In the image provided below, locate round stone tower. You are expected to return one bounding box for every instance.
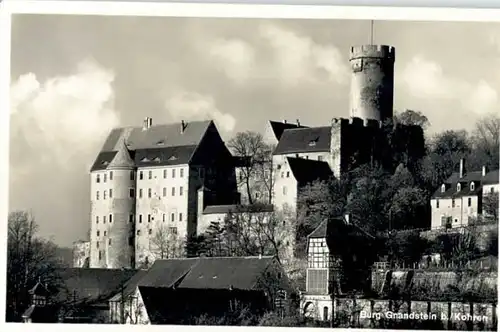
[349,45,395,122]
[106,140,136,269]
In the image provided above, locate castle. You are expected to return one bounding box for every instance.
[77,44,425,269]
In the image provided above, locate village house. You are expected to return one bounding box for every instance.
[430,159,499,229]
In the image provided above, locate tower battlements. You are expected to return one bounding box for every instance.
[332,116,383,129]
[349,45,395,61]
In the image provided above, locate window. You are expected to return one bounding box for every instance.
[163,169,167,178]
[323,307,329,321]
[441,184,446,193]
[318,156,323,161]
[97,230,100,236]
[149,229,152,235]
[99,251,102,260]
[109,214,113,223]
[172,169,176,178]
[277,164,281,170]
[470,182,475,191]
[139,171,144,180]
[180,169,184,178]
[172,187,176,196]
[109,238,112,246]
[281,172,284,178]
[103,216,107,224]
[163,214,166,222]
[129,214,134,223]
[171,213,175,222]
[129,188,135,198]
[286,171,290,178]
[137,230,141,236]
[179,213,183,221]
[148,214,151,222]
[163,187,167,197]
[104,231,107,236]
[180,187,184,196]
[491,187,495,193]
[139,189,143,198]
[282,186,287,195]
[457,183,461,192]
[170,227,178,235]
[96,242,99,249]
[109,189,113,198]
[452,198,456,208]
[103,190,107,200]
[96,174,101,183]
[130,171,135,180]
[103,173,107,183]
[95,216,99,224]
[436,199,439,208]
[109,171,113,181]
[148,188,152,198]
[148,170,152,180]
[139,215,143,223]
[96,191,100,200]
[468,197,472,207]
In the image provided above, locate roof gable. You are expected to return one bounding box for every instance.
[432,169,499,198]
[269,121,308,141]
[273,126,331,155]
[287,157,333,185]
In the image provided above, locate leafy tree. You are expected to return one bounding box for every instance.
[483,191,499,223]
[467,113,500,171]
[394,109,430,129]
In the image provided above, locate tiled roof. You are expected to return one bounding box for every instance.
[287,157,333,185]
[269,121,308,141]
[308,220,328,238]
[91,120,213,172]
[308,217,375,240]
[203,204,274,215]
[54,268,139,305]
[432,169,499,198]
[107,139,135,169]
[273,127,330,155]
[101,120,212,152]
[140,256,277,291]
[109,270,149,301]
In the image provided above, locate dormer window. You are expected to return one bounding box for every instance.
[308,140,317,147]
[457,183,461,192]
[441,184,446,193]
[156,140,165,146]
[470,182,475,191]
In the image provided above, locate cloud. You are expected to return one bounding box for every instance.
[164,91,236,133]
[209,38,256,84]
[9,59,119,244]
[259,24,349,86]
[402,56,498,117]
[207,24,349,87]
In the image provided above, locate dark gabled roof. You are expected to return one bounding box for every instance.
[203,204,274,215]
[273,126,330,155]
[90,145,198,172]
[109,270,149,300]
[287,157,333,185]
[101,120,212,152]
[432,169,499,198]
[107,139,135,169]
[269,120,308,141]
[308,220,328,238]
[140,256,277,291]
[90,120,213,172]
[54,268,139,304]
[138,259,199,288]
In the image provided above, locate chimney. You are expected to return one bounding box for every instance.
[148,117,153,128]
[482,165,487,177]
[181,120,186,134]
[296,119,300,126]
[459,158,466,178]
[142,117,149,131]
[283,119,287,124]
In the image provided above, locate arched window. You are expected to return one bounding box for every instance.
[323,306,329,321]
[441,184,446,193]
[456,183,461,192]
[470,182,475,191]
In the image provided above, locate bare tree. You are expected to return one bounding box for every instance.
[469,113,500,171]
[228,131,274,204]
[149,223,184,260]
[7,210,62,321]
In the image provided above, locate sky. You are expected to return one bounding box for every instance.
[9,14,500,247]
